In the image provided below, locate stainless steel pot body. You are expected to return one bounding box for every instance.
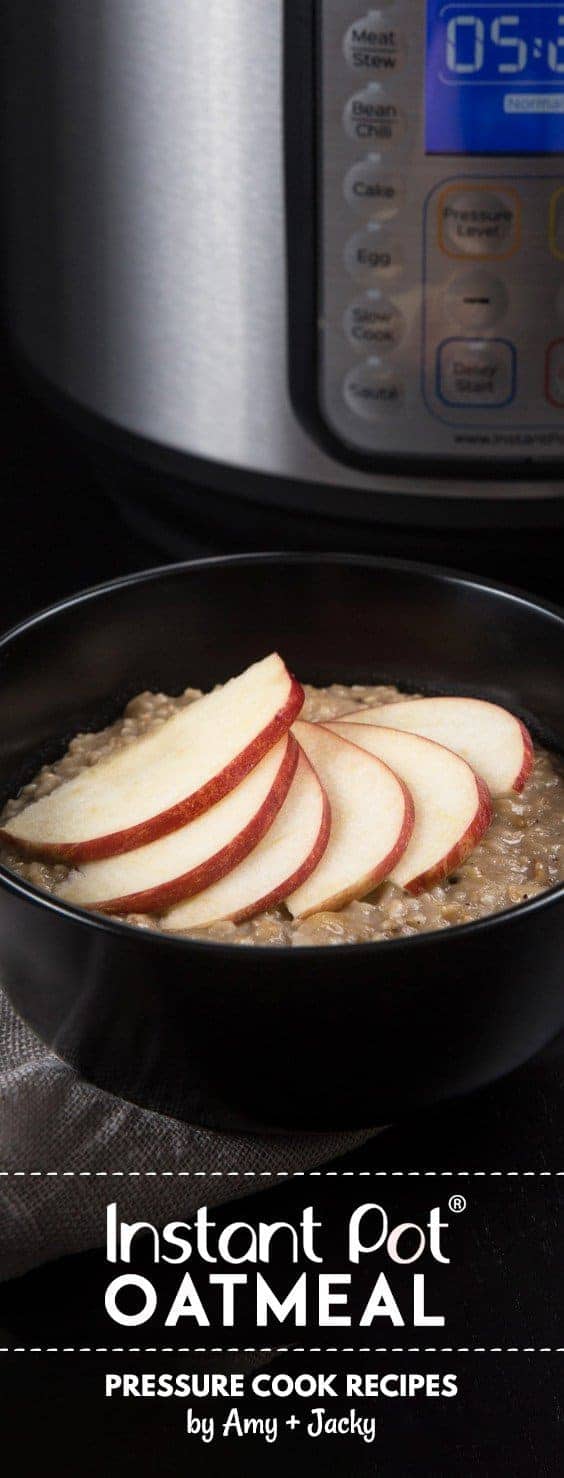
[2,1,563,514]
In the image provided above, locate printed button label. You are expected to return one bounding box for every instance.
[344,363,405,420]
[344,228,403,285]
[344,293,406,353]
[437,338,516,408]
[438,187,520,260]
[344,164,405,221]
[343,19,407,75]
[344,89,407,148]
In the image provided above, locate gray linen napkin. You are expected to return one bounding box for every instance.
[0,989,372,1281]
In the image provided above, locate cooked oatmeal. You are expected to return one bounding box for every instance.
[1,683,562,946]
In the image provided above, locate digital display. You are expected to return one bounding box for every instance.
[426,2,564,153]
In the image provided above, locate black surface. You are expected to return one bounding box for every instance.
[1,347,564,1473]
[0,555,563,1132]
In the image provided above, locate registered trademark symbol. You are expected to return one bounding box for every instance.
[449,1194,467,1214]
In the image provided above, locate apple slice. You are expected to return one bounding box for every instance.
[1,653,304,863]
[284,720,414,919]
[55,734,298,915]
[162,745,330,931]
[339,696,533,797]
[327,721,492,894]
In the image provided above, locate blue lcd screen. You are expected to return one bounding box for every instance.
[426,2,564,152]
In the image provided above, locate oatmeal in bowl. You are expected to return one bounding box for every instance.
[1,656,562,948]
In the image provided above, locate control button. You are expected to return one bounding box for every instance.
[344,362,405,421]
[438,187,520,259]
[437,339,516,408]
[344,293,406,353]
[344,227,403,284]
[545,340,564,406]
[344,162,405,220]
[444,270,509,331]
[549,187,564,261]
[343,16,407,75]
[344,88,407,148]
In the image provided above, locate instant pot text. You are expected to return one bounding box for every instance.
[104,1200,465,1333]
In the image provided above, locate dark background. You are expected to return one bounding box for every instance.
[1,340,563,1475]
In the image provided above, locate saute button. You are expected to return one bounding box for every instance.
[444,270,509,331]
[344,363,405,420]
[437,339,516,407]
[344,293,406,352]
[439,188,520,258]
[343,17,407,75]
[344,88,407,148]
[545,340,564,406]
[345,227,403,284]
[344,162,405,220]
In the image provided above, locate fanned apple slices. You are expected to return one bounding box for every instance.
[341,696,533,797]
[163,746,330,931]
[1,653,303,863]
[327,722,492,895]
[57,735,298,915]
[285,721,414,920]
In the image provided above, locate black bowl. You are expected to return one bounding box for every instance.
[0,554,562,1132]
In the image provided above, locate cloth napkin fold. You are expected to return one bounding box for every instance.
[0,988,372,1281]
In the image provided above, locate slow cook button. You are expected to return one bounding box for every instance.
[437,338,516,408]
[439,187,520,258]
[344,88,407,148]
[344,293,406,352]
[343,17,407,75]
[344,227,403,284]
[344,363,405,420]
[344,162,405,220]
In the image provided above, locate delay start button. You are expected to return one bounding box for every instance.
[344,88,407,148]
[343,17,407,74]
[437,338,516,408]
[344,362,405,421]
[438,187,520,259]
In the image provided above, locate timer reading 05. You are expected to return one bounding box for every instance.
[444,9,564,79]
[426,1,564,152]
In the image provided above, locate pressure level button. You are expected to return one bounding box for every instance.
[344,16,407,75]
[344,293,406,353]
[344,88,407,148]
[344,362,405,421]
[438,187,520,259]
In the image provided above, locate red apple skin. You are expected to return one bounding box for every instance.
[301,758,415,916]
[513,721,534,794]
[90,734,300,916]
[229,767,332,925]
[405,775,493,896]
[2,674,304,865]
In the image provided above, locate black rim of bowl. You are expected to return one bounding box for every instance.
[0,549,562,959]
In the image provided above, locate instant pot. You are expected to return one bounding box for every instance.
[2,1,564,568]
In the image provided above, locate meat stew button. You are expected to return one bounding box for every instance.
[437,339,516,408]
[343,18,407,75]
